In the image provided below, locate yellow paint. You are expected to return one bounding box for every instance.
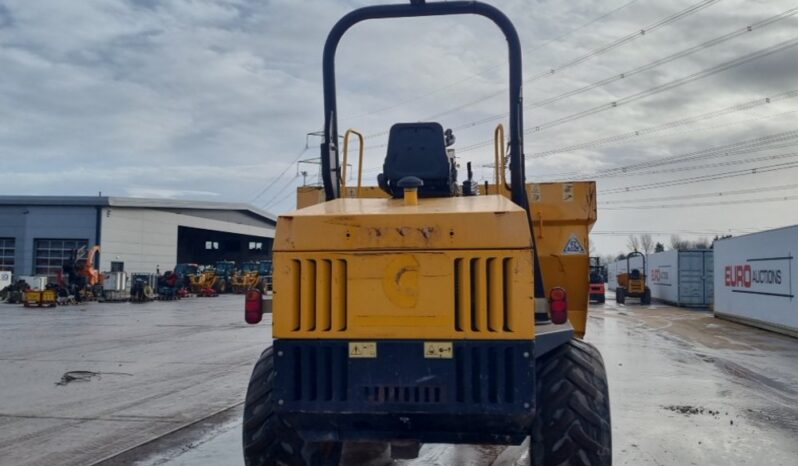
[618,273,647,294]
[404,187,418,206]
[296,186,388,209]
[348,342,377,358]
[526,182,596,338]
[424,342,453,359]
[382,255,419,308]
[272,249,534,340]
[276,195,531,253]
[280,180,596,340]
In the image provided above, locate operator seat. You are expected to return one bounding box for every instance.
[630,269,641,280]
[378,122,457,198]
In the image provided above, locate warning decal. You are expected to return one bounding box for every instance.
[529,184,541,202]
[562,234,586,255]
[562,183,574,202]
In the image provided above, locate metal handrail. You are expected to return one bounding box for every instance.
[494,124,511,194]
[341,129,365,198]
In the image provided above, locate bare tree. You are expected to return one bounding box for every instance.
[693,237,710,250]
[626,234,641,252]
[640,233,654,255]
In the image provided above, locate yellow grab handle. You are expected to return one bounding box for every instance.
[342,129,365,198]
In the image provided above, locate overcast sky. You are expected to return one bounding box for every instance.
[1,0,797,255]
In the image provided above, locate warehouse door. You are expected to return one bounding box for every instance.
[678,252,707,306]
[0,238,14,272]
[34,239,89,275]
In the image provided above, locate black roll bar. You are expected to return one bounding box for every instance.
[321,0,527,208]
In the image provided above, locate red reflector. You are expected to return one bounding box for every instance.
[245,289,263,324]
[549,287,566,302]
[549,287,568,325]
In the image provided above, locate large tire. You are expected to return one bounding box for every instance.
[641,288,652,305]
[531,339,612,466]
[243,347,342,466]
[615,288,625,304]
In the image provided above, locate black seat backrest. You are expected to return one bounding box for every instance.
[379,122,456,198]
[630,269,641,280]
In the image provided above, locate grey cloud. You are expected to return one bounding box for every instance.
[1,0,796,254]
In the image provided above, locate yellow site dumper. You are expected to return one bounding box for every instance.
[241,2,609,465]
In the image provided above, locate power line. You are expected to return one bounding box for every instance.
[602,194,798,210]
[249,146,308,203]
[263,173,299,209]
[361,100,798,180]
[342,0,643,122]
[545,129,798,180]
[416,0,725,125]
[599,182,798,204]
[457,36,798,154]
[453,6,798,132]
[262,174,301,210]
[604,149,798,178]
[592,130,798,175]
[529,0,642,52]
[600,159,798,195]
[364,0,724,139]
[528,89,798,158]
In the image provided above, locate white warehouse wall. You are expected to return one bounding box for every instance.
[99,208,274,274]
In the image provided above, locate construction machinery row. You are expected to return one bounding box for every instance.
[1,250,274,306]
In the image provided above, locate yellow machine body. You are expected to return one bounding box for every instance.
[617,273,647,294]
[273,195,535,340]
[232,271,260,293]
[277,181,596,339]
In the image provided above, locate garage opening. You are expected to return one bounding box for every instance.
[177,226,272,266]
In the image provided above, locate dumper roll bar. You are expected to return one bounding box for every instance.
[321,0,527,208]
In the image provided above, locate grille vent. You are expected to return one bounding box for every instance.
[454,257,514,334]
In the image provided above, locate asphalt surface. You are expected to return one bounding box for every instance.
[2,294,797,465]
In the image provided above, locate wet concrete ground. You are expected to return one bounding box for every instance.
[2,294,797,465]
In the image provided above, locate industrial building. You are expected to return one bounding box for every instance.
[0,196,276,276]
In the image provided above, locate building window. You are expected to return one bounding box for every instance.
[110,261,124,272]
[0,238,14,272]
[249,242,263,250]
[34,239,89,276]
[205,241,219,250]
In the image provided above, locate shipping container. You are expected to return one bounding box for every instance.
[647,250,713,307]
[714,225,798,338]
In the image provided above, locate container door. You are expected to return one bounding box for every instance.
[678,252,705,306]
[703,251,714,305]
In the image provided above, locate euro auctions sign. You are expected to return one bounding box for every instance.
[724,258,792,298]
[714,226,798,336]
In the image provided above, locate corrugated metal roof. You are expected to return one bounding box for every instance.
[0,195,277,224]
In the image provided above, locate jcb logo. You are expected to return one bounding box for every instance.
[382,255,419,308]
